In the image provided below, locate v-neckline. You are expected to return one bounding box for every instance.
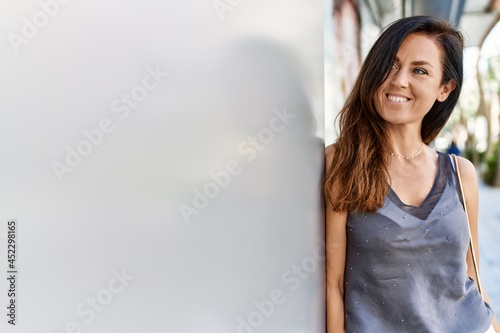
[387,151,443,219]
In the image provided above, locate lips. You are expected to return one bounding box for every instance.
[386,94,411,102]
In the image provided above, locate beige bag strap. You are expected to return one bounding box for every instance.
[452,154,483,297]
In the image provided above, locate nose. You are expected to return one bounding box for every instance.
[390,68,409,88]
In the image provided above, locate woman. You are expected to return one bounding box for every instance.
[324,16,499,333]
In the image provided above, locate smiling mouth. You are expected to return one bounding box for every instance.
[387,94,410,102]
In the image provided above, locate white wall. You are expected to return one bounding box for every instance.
[0,1,325,332]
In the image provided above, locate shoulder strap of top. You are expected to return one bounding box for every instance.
[451,153,484,297]
[447,153,465,207]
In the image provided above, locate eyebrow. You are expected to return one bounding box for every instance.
[394,57,434,68]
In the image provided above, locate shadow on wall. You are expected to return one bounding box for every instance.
[174,37,326,332]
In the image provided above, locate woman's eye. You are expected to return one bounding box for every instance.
[413,68,427,75]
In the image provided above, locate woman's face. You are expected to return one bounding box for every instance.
[374,33,455,127]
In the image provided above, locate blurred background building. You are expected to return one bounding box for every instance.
[325,0,500,186]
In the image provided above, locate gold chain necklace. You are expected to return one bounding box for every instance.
[390,142,424,160]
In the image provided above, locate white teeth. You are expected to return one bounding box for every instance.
[388,95,409,102]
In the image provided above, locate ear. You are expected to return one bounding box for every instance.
[437,80,457,102]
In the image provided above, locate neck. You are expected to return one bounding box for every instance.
[387,127,424,157]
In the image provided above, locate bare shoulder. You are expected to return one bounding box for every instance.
[455,156,478,185]
[325,144,336,170]
[325,144,336,159]
[454,156,479,207]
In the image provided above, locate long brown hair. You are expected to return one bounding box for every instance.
[324,16,464,213]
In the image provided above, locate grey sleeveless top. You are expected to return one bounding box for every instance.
[344,151,494,333]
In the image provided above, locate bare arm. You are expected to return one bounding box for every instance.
[457,157,500,332]
[325,145,347,333]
